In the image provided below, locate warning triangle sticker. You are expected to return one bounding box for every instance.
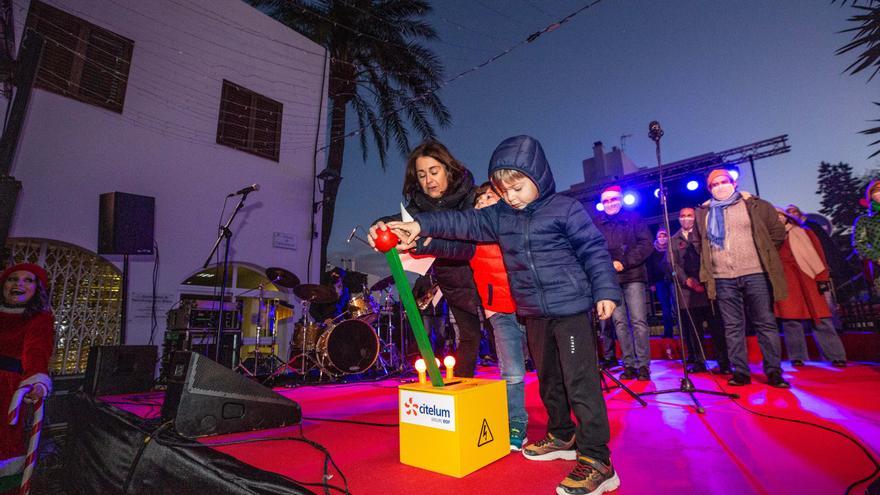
[477,418,494,447]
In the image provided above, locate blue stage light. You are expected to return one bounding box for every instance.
[623,193,636,206]
[596,202,604,212]
[729,169,739,181]
[653,188,660,198]
[686,180,699,191]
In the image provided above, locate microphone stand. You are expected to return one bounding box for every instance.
[637,122,738,413]
[203,192,251,365]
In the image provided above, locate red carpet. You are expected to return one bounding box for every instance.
[121,360,878,495]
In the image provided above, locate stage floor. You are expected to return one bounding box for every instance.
[142,360,879,495]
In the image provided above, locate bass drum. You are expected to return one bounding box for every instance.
[316,319,379,375]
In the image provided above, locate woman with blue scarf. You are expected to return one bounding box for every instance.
[694,169,790,389]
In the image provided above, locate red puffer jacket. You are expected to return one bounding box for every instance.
[470,243,516,314]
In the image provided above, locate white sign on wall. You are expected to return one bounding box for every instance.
[400,390,456,431]
[273,232,297,250]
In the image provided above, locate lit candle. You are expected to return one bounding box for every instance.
[415,358,427,384]
[443,355,456,381]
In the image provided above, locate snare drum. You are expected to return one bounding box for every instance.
[316,319,379,375]
[348,294,378,325]
[291,322,322,351]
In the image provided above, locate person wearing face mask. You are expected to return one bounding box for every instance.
[0,263,55,492]
[667,208,730,374]
[595,185,654,381]
[369,141,483,378]
[694,170,790,388]
[646,228,675,339]
[852,179,880,298]
[774,208,847,368]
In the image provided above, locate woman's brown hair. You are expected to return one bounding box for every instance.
[402,141,469,201]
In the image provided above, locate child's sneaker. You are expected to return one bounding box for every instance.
[556,454,620,495]
[522,432,576,460]
[509,423,528,451]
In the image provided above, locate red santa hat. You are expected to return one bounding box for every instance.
[600,185,623,202]
[1,263,49,288]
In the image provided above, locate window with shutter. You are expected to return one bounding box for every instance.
[25,1,132,113]
[216,80,282,162]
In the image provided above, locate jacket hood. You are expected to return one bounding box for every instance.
[488,135,556,205]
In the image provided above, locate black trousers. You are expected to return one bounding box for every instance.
[449,304,481,378]
[526,312,611,462]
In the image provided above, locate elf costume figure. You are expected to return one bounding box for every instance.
[0,264,54,494]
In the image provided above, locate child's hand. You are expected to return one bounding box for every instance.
[386,221,421,245]
[596,300,616,320]
[367,221,389,251]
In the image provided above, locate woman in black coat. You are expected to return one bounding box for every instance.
[370,141,483,377]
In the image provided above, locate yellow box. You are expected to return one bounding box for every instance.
[399,378,509,477]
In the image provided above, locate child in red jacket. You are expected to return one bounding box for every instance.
[471,183,529,451]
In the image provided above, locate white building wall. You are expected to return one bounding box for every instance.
[5,0,328,345]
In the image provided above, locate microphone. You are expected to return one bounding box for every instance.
[227,183,260,197]
[648,121,664,142]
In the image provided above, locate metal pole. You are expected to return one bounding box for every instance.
[749,156,759,197]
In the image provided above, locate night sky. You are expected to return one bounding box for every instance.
[328,0,879,279]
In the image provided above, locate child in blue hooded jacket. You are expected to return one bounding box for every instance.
[376,135,623,495]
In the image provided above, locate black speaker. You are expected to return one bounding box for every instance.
[83,345,157,396]
[98,192,155,255]
[161,352,301,438]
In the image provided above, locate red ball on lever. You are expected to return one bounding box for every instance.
[374,228,400,253]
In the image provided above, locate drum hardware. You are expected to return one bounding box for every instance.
[315,318,380,376]
[348,283,379,325]
[234,283,271,377]
[293,284,337,304]
[265,267,300,289]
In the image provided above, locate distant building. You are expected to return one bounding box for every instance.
[2,0,328,371]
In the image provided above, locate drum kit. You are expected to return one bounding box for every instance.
[265,271,405,382]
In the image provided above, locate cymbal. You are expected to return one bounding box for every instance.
[293,284,337,304]
[369,275,395,293]
[266,267,300,289]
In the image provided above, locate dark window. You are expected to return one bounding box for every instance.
[25,0,133,113]
[216,80,282,162]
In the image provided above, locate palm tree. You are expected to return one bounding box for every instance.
[249,0,450,272]
[836,0,880,157]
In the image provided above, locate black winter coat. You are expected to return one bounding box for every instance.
[594,210,653,285]
[377,170,481,315]
[414,135,622,318]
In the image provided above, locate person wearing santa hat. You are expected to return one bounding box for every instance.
[694,170,790,388]
[0,263,54,493]
[595,185,655,381]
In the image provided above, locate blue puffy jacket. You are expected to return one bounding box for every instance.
[414,135,622,318]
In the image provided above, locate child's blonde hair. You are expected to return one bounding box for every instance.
[490,169,529,192]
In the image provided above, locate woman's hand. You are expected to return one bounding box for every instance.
[596,300,616,320]
[612,261,624,272]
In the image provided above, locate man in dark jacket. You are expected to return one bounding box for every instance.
[695,170,789,388]
[595,185,654,381]
[667,207,729,374]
